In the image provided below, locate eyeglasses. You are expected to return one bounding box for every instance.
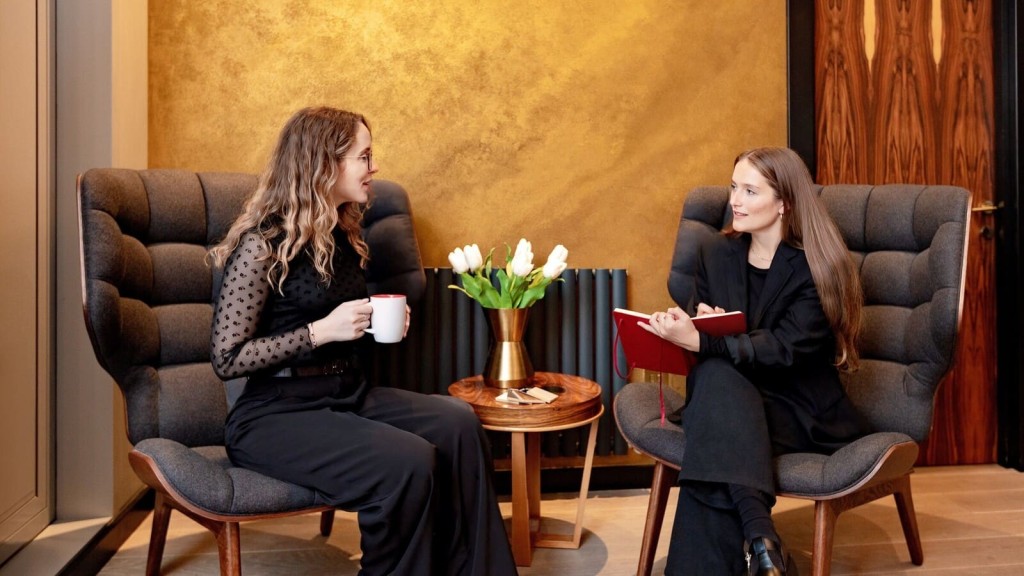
[342,150,373,171]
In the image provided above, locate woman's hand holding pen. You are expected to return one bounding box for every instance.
[309,298,373,346]
[695,303,725,316]
[641,306,700,352]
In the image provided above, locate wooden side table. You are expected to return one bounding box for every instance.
[448,372,603,567]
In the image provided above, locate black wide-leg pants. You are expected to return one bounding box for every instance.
[226,381,516,576]
[666,357,777,576]
[665,356,864,575]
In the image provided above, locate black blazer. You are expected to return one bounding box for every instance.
[690,233,864,447]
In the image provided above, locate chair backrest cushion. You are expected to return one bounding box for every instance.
[667,184,970,441]
[79,169,424,446]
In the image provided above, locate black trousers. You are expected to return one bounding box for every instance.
[666,481,750,576]
[667,357,860,575]
[666,358,774,575]
[225,378,516,576]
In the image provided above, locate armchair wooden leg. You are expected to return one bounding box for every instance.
[320,509,335,537]
[812,499,839,576]
[804,474,919,576]
[213,521,242,576]
[145,493,172,576]
[893,475,924,565]
[637,462,679,576]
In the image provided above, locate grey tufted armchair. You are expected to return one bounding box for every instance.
[77,168,425,576]
[613,184,970,576]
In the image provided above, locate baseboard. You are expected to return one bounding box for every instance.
[57,490,154,575]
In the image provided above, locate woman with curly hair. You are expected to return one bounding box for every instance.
[209,106,515,576]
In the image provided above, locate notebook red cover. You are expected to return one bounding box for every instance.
[613,309,695,376]
[613,308,746,376]
[691,310,746,336]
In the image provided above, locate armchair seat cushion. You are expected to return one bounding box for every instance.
[614,382,686,466]
[615,382,919,500]
[134,439,321,515]
[774,432,917,497]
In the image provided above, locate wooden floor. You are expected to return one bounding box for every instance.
[98,464,1023,575]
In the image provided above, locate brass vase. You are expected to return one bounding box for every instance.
[483,308,534,388]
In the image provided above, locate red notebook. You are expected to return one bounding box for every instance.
[691,310,746,336]
[613,308,746,376]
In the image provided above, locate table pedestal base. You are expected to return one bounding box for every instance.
[447,373,604,568]
[508,415,600,566]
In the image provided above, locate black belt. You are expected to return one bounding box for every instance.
[273,356,358,377]
[245,360,363,403]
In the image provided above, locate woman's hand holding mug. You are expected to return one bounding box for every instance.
[364,294,408,344]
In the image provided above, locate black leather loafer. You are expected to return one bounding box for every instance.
[750,537,786,576]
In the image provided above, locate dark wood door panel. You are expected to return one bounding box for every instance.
[811,0,998,464]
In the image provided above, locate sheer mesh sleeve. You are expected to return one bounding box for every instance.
[211,233,314,379]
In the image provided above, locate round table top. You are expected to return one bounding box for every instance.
[448,372,603,431]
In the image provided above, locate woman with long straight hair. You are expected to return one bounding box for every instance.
[209,106,516,576]
[642,147,868,575]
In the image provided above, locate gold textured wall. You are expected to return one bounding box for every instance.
[149,0,788,313]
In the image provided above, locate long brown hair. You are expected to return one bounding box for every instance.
[733,147,862,370]
[210,107,371,293]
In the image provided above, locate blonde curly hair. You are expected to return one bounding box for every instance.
[210,107,371,293]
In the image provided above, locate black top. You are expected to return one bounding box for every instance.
[747,261,768,310]
[693,235,837,373]
[211,228,368,379]
[690,233,867,451]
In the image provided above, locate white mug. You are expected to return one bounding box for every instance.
[364,294,407,343]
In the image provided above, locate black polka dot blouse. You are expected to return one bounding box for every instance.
[211,228,368,379]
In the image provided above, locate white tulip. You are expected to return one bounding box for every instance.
[463,244,484,272]
[542,260,567,279]
[448,247,469,274]
[540,245,568,278]
[512,239,532,264]
[512,257,534,277]
[510,239,534,277]
[545,244,568,266]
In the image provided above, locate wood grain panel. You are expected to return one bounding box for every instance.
[814,0,998,465]
[872,0,940,184]
[922,0,998,464]
[938,0,995,191]
[815,0,872,184]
